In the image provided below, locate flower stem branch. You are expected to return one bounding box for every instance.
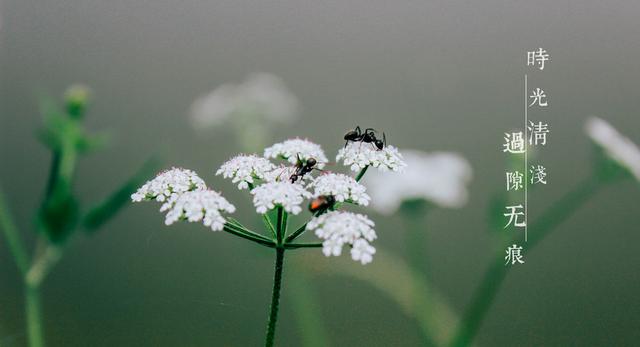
[25,284,44,347]
[284,242,322,250]
[449,176,602,347]
[223,223,275,248]
[355,166,369,182]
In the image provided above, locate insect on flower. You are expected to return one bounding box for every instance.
[289,154,319,183]
[344,126,386,150]
[308,194,336,213]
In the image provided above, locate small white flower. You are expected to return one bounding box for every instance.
[306,211,377,265]
[308,173,370,206]
[164,190,236,231]
[216,155,277,189]
[264,138,328,168]
[585,117,640,181]
[190,73,299,128]
[336,143,406,172]
[131,168,207,211]
[250,181,312,215]
[365,150,473,213]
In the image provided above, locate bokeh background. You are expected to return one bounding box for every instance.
[1,0,639,346]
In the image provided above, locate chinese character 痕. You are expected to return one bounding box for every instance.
[528,121,549,146]
[527,48,550,70]
[506,171,524,191]
[505,244,525,265]
[530,165,547,184]
[529,87,548,107]
[503,132,525,153]
[503,205,526,228]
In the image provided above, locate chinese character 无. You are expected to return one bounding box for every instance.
[503,205,526,228]
[529,88,548,107]
[505,244,525,265]
[528,121,549,146]
[527,48,550,70]
[530,165,547,184]
[506,171,524,191]
[503,132,525,154]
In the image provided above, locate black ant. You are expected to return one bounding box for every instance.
[308,194,336,213]
[289,155,318,183]
[343,126,386,150]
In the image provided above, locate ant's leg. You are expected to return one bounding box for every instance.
[383,132,387,147]
[355,126,362,135]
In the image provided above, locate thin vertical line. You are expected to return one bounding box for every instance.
[524,74,528,242]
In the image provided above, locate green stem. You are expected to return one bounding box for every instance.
[355,166,369,182]
[25,245,63,288]
[264,248,285,347]
[263,214,277,239]
[0,186,29,274]
[276,207,284,245]
[449,176,602,347]
[225,222,273,243]
[25,285,44,347]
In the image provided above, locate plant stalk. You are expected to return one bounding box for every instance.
[264,247,285,347]
[25,284,44,347]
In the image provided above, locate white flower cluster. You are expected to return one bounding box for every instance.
[585,117,640,182]
[308,173,370,206]
[190,73,299,128]
[365,150,472,213]
[250,181,312,215]
[306,211,377,265]
[264,138,328,168]
[216,155,277,189]
[164,190,236,231]
[336,143,406,172]
[131,168,207,211]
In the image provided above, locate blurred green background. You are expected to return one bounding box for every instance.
[1,0,639,346]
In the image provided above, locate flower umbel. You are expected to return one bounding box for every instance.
[217,154,277,189]
[336,142,406,172]
[264,138,329,168]
[366,150,472,213]
[131,167,207,211]
[585,117,640,182]
[306,211,377,264]
[250,181,312,215]
[308,173,370,206]
[164,190,236,231]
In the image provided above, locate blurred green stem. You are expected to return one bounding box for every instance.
[355,166,369,182]
[449,175,601,347]
[0,186,29,274]
[25,285,44,347]
[265,248,285,347]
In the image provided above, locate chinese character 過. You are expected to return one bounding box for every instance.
[503,132,526,153]
[505,244,525,265]
[529,88,548,107]
[506,171,524,191]
[530,165,547,184]
[528,121,549,146]
[503,205,526,228]
[527,48,550,70]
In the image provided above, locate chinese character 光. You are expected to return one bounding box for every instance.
[504,205,526,228]
[528,121,549,146]
[506,171,524,191]
[529,88,548,107]
[503,132,525,153]
[527,48,550,70]
[530,165,547,184]
[505,244,525,265]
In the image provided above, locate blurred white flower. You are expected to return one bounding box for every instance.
[306,211,377,265]
[585,117,640,181]
[264,138,328,168]
[365,150,472,213]
[164,190,236,231]
[250,181,312,215]
[131,168,207,212]
[336,143,406,172]
[216,155,277,189]
[190,73,299,128]
[308,173,370,206]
